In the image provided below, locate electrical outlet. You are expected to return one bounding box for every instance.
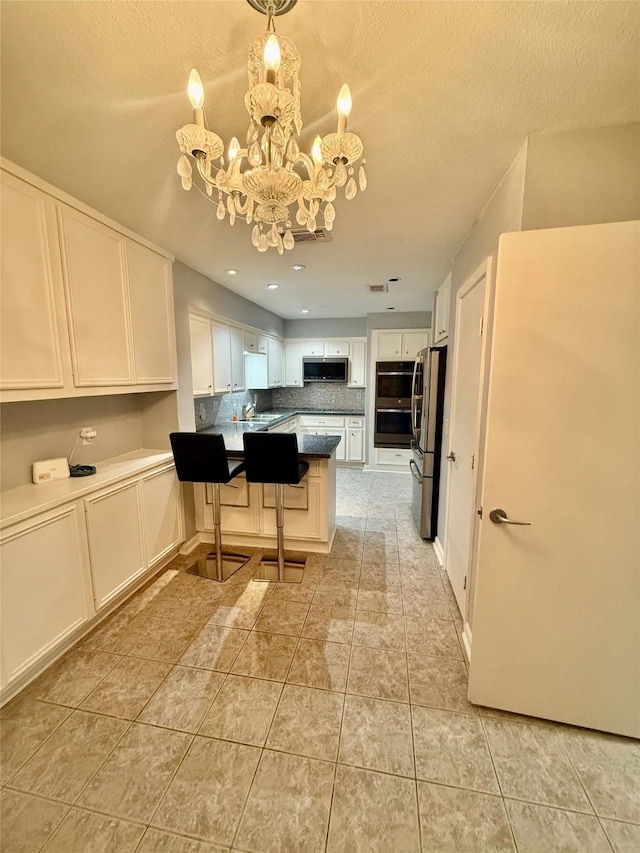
[80,426,97,445]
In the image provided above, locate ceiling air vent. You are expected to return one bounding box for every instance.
[289,227,332,244]
[368,283,389,293]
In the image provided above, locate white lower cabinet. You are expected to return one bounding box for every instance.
[84,480,146,610]
[347,428,364,461]
[140,466,184,567]
[0,504,92,691]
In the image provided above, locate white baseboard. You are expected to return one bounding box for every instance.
[462,622,472,662]
[433,536,445,566]
[179,533,201,555]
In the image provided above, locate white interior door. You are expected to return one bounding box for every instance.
[444,266,488,619]
[468,221,639,737]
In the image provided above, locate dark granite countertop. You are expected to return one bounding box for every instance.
[198,423,341,458]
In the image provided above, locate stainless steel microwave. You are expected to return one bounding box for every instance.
[302,357,348,383]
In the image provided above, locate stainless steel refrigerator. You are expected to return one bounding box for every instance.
[410,346,447,539]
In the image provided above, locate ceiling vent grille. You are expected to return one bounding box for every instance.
[368,283,389,293]
[289,227,332,244]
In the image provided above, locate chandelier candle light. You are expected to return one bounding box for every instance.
[175,0,367,254]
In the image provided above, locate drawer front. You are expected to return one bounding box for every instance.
[347,417,364,428]
[376,448,411,466]
[298,415,345,428]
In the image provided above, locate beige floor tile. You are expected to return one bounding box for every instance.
[483,719,593,812]
[199,674,282,745]
[562,729,640,823]
[347,646,409,702]
[417,781,515,852]
[230,631,297,681]
[29,648,122,707]
[127,617,200,663]
[407,652,476,713]
[267,581,316,605]
[402,588,451,619]
[80,656,171,719]
[412,705,499,792]
[137,827,228,852]
[0,696,72,784]
[360,560,401,584]
[138,665,224,733]
[505,799,612,853]
[404,615,463,658]
[267,684,344,760]
[208,588,270,630]
[287,638,351,691]
[10,710,128,802]
[235,749,334,853]
[352,609,406,651]
[78,722,191,822]
[320,558,362,586]
[327,764,420,853]
[152,736,260,845]
[82,611,149,655]
[41,807,145,852]
[339,694,414,777]
[179,624,249,672]
[312,584,359,610]
[0,789,68,852]
[356,585,403,614]
[601,818,640,853]
[253,598,310,636]
[302,604,355,644]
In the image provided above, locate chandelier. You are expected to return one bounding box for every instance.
[175,0,366,253]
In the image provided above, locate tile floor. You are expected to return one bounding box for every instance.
[1,469,639,852]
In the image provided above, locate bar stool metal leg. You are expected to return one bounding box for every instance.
[187,482,251,582]
[255,483,306,583]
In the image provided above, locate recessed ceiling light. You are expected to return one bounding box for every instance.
[292,264,306,271]
[301,308,310,314]
[266,283,279,290]
[226,269,238,275]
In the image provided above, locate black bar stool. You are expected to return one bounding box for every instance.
[169,432,251,582]
[242,432,309,583]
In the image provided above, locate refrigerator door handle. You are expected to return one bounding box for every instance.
[410,458,423,483]
[411,356,422,438]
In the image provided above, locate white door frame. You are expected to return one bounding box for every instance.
[442,257,494,655]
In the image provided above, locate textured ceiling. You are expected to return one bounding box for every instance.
[1,1,638,319]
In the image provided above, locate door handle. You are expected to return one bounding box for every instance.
[447,451,456,462]
[489,508,532,526]
[409,459,422,483]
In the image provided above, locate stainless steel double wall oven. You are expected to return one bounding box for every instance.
[374,361,414,448]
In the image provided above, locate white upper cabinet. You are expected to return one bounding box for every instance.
[126,241,176,383]
[348,340,367,387]
[402,330,429,358]
[0,172,66,391]
[285,341,303,386]
[189,314,213,396]
[325,340,350,356]
[267,336,284,387]
[58,206,134,386]
[229,326,245,392]
[301,341,325,356]
[433,275,451,343]
[212,322,246,393]
[257,334,269,354]
[376,329,429,360]
[1,162,176,401]
[243,330,258,353]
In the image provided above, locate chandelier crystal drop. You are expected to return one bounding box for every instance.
[175,0,366,252]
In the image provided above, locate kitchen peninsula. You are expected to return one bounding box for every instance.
[195,413,340,554]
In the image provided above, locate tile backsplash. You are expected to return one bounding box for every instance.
[272,384,365,411]
[194,384,365,428]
